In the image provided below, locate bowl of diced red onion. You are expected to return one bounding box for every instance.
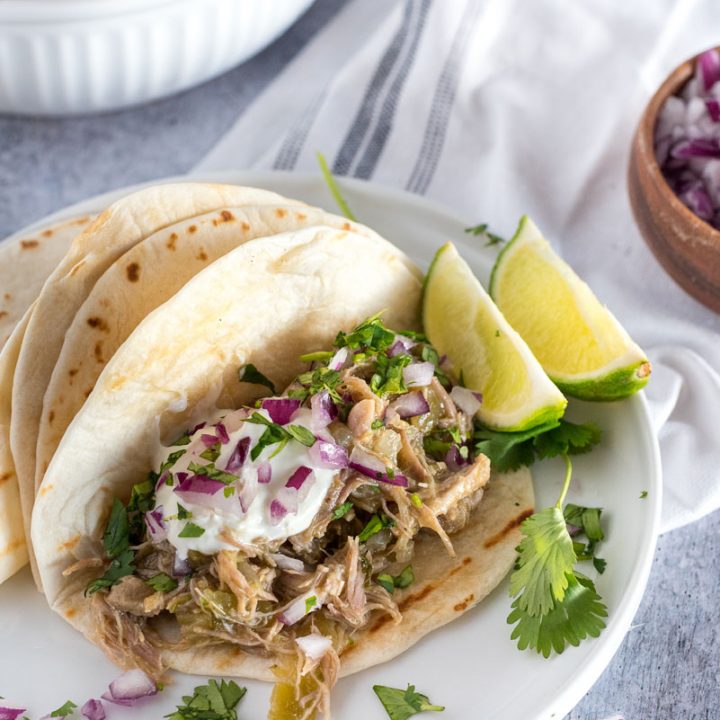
[629,47,720,313]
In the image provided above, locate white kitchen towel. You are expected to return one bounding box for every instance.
[196,0,720,533]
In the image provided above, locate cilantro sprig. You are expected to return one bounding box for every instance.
[86,498,135,595]
[465,222,505,247]
[373,684,444,720]
[166,679,246,720]
[474,419,601,473]
[507,455,608,657]
[244,411,316,461]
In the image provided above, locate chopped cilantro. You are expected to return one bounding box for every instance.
[507,455,607,656]
[564,503,606,575]
[370,352,412,396]
[160,449,187,474]
[50,700,77,718]
[358,514,394,542]
[299,350,334,363]
[305,595,318,613]
[172,432,192,446]
[199,442,221,462]
[420,344,449,385]
[640,490,648,499]
[410,493,423,508]
[371,419,384,430]
[373,684,444,720]
[165,679,246,720]
[377,565,415,594]
[86,498,135,595]
[245,412,315,460]
[187,462,238,485]
[285,424,316,447]
[147,572,179,593]
[335,314,395,353]
[177,503,192,520]
[464,222,506,247]
[179,522,205,538]
[238,363,276,394]
[398,329,429,342]
[331,501,353,520]
[317,151,357,221]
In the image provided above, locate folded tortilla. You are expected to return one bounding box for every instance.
[32,223,533,679]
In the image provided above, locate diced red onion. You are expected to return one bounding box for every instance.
[0,708,26,720]
[145,507,167,543]
[348,446,408,487]
[257,461,272,484]
[261,398,301,425]
[173,554,191,577]
[225,436,250,474]
[697,48,720,91]
[269,468,315,525]
[310,390,337,431]
[81,699,106,720]
[296,632,332,659]
[308,440,348,469]
[101,669,157,706]
[671,138,720,159]
[707,99,720,122]
[238,470,258,514]
[190,421,206,434]
[388,334,416,357]
[450,385,483,416]
[387,390,429,418]
[328,347,350,371]
[215,422,230,444]
[174,474,233,510]
[286,466,314,501]
[278,589,321,625]
[271,553,306,572]
[680,185,714,220]
[200,433,219,447]
[269,498,291,524]
[402,361,435,388]
[444,445,467,472]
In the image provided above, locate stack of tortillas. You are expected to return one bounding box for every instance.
[0,182,427,589]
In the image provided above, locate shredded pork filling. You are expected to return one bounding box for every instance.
[82,320,490,718]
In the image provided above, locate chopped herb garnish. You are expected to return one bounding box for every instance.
[507,455,607,657]
[335,314,395,353]
[298,350,334,363]
[332,501,353,520]
[410,493,423,508]
[373,684,444,720]
[358,514,394,542]
[177,502,192,520]
[370,352,412,396]
[564,503,606,574]
[420,344,449,386]
[160,449,187,474]
[297,366,343,403]
[474,419,602,473]
[398,329,429,342]
[245,412,315,460]
[377,565,415,594]
[238,363,276,394]
[199,442,221,462]
[305,595,318,613]
[285,424,316,447]
[371,419,384,430]
[147,572,179,593]
[86,498,135,595]
[640,490,648,499]
[464,222,506,247]
[50,700,77,718]
[179,522,205,538]
[187,462,238,485]
[172,432,192,446]
[165,679,247,720]
[317,151,357,221]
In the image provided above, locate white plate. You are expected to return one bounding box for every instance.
[0,172,662,719]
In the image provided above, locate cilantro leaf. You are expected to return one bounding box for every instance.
[317,151,357,221]
[640,490,648,499]
[508,574,607,657]
[286,424,316,447]
[238,363,276,394]
[160,449,187,474]
[179,522,205,538]
[187,462,238,485]
[335,314,395,353]
[147,572,179,593]
[358,514,394,542]
[166,679,246,720]
[50,700,77,718]
[373,684,444,720]
[508,506,576,616]
[464,222,506,247]
[473,419,601,473]
[507,455,608,656]
[298,350,334,363]
[377,565,415,594]
[370,353,412,396]
[332,501,353,520]
[565,503,606,575]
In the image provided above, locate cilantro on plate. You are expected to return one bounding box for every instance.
[86,498,135,595]
[373,684,444,720]
[238,363,276,394]
[165,679,246,720]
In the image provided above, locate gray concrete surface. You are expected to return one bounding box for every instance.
[1,0,717,717]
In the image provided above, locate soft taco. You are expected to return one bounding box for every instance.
[31,224,532,717]
[9,183,374,584]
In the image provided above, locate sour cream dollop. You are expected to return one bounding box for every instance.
[152,407,337,558]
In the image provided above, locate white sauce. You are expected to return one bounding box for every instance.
[153,407,335,558]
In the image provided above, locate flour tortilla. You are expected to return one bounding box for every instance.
[0,215,92,350]
[0,311,32,584]
[32,224,532,678]
[11,184,304,580]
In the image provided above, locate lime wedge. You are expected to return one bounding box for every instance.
[489,216,651,400]
[423,242,567,431]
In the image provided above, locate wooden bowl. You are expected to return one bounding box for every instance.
[628,48,720,313]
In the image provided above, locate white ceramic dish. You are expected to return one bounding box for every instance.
[0,0,314,115]
[0,171,662,719]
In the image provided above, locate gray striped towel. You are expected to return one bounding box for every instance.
[197,0,720,533]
